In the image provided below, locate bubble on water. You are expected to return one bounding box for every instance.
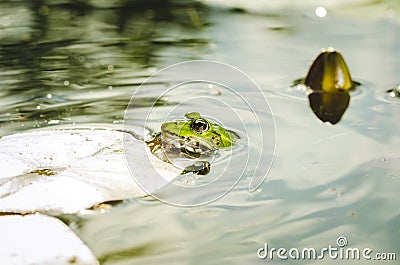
[296,84,307,92]
[210,90,222,95]
[387,85,400,98]
[46,93,52,99]
[48,120,60,125]
[108,86,113,91]
[208,83,223,95]
[36,105,41,110]
[315,7,327,18]
[64,80,70,86]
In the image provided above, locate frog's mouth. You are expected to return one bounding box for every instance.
[161,131,216,159]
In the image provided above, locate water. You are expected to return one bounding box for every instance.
[1,0,399,264]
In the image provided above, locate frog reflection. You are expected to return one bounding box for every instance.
[300,48,359,124]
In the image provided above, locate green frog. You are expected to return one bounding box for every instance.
[146,112,236,175]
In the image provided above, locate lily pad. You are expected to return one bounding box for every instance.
[0,126,180,215]
[0,214,98,265]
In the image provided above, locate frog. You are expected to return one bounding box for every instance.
[146,112,237,175]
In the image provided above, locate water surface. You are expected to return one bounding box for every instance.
[0,0,399,264]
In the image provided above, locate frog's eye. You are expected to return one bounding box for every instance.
[191,118,209,134]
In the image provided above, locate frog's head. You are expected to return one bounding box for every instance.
[160,112,235,158]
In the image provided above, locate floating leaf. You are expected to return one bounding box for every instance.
[0,126,180,215]
[0,214,98,265]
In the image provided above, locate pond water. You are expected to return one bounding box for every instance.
[0,0,399,264]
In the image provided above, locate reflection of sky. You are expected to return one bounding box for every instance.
[204,0,400,139]
[118,0,400,259]
[205,0,400,88]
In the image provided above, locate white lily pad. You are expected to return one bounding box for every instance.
[0,126,180,214]
[0,214,98,265]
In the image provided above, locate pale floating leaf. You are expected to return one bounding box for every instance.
[0,214,98,265]
[0,127,180,214]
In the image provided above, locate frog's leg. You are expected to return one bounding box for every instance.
[182,161,210,175]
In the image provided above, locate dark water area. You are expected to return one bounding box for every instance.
[0,0,210,134]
